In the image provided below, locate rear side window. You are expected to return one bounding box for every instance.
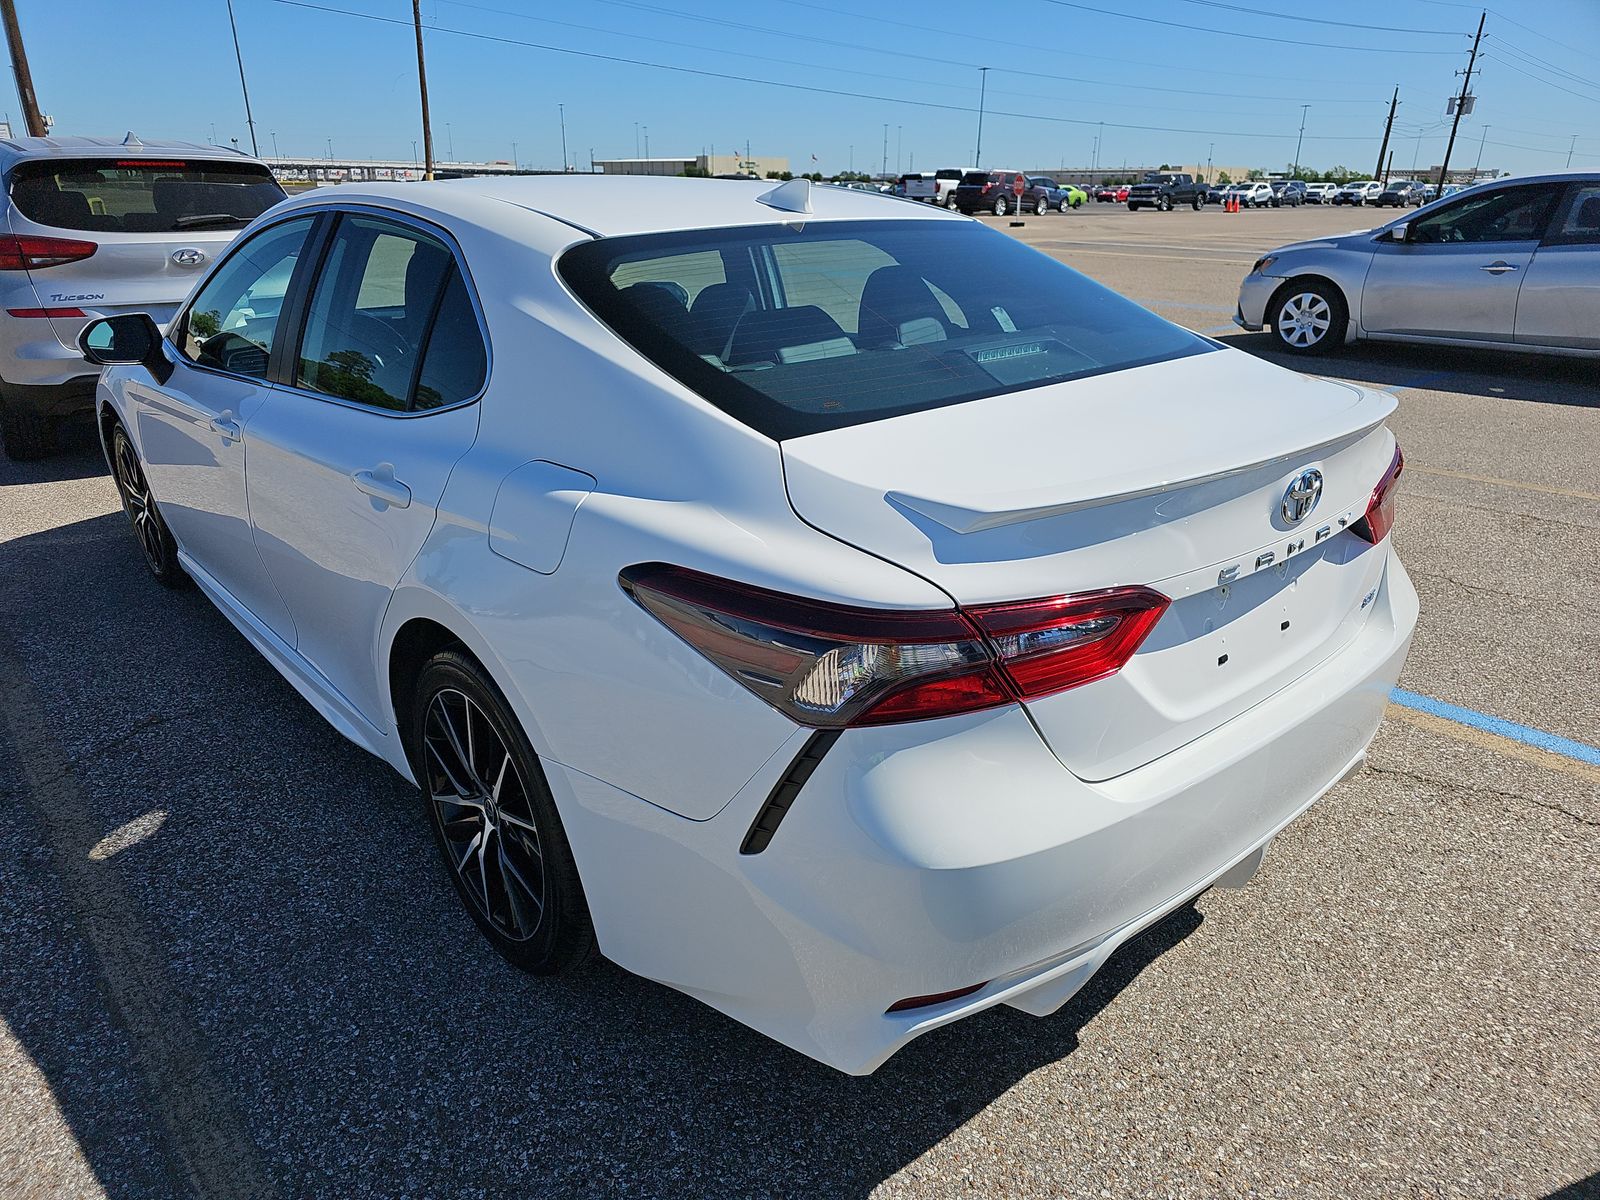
[558,219,1212,440]
[296,215,485,412]
[7,157,284,233]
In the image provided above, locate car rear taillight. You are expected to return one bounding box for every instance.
[0,234,98,271]
[1352,443,1404,544]
[6,306,86,318]
[620,564,1169,728]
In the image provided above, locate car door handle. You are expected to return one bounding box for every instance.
[209,411,242,441]
[351,464,412,509]
[1479,261,1518,274]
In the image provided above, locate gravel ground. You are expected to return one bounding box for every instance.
[1,203,1595,1199]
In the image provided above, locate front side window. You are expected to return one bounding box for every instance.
[559,219,1212,440]
[1408,184,1559,244]
[178,217,316,377]
[296,215,485,412]
[8,157,284,233]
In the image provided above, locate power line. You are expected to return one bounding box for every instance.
[438,0,1396,106]
[1482,55,1600,104]
[1485,36,1600,92]
[267,0,1411,143]
[1038,0,1465,53]
[1167,0,1462,37]
[767,0,1434,86]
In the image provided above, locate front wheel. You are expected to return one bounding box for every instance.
[1059,197,1072,213]
[1270,281,1348,355]
[1191,194,1203,211]
[411,650,596,975]
[109,423,187,587]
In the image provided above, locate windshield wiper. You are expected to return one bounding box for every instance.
[173,213,250,230]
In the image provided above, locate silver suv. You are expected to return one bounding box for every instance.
[0,134,285,459]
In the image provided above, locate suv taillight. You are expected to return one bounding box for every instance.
[1352,443,1404,544]
[620,564,1169,728]
[0,234,98,271]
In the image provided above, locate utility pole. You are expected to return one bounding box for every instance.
[1373,86,1399,182]
[225,0,259,155]
[1567,134,1577,168]
[1437,10,1485,192]
[0,0,44,137]
[881,123,888,178]
[1384,148,1394,186]
[411,0,435,179]
[1473,125,1490,174]
[896,124,902,175]
[1292,104,1309,179]
[558,102,567,172]
[974,68,989,169]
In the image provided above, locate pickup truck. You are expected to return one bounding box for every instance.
[1126,172,1207,211]
[893,173,938,201]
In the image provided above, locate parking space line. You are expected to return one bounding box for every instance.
[1048,248,1257,265]
[1388,688,1600,784]
[1406,464,1600,504]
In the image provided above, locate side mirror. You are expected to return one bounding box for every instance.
[79,313,172,384]
[1388,223,1410,244]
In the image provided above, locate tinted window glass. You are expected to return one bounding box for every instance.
[179,217,315,377]
[1410,184,1559,244]
[559,220,1213,440]
[9,157,284,233]
[1549,183,1600,246]
[297,216,454,411]
[414,270,488,410]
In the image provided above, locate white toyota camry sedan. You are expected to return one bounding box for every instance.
[81,176,1417,1074]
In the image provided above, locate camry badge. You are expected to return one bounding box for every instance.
[171,247,207,268]
[1280,468,1323,524]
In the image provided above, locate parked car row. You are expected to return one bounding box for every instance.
[951,171,1086,216]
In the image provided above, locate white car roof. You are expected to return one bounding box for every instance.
[284,175,964,239]
[0,134,260,167]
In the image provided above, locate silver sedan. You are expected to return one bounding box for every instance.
[1236,171,1600,356]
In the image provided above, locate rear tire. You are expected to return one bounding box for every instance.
[410,649,596,976]
[993,196,1009,216]
[945,192,958,209]
[1269,280,1348,356]
[0,398,53,461]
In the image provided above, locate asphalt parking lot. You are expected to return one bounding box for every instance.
[2,202,1596,1199]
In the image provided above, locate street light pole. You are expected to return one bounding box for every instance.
[974,67,989,169]
[881,123,888,178]
[511,140,518,170]
[1292,104,1309,179]
[224,0,259,155]
[896,124,902,175]
[1472,125,1490,175]
[1568,134,1578,168]
[559,102,568,172]
[643,125,649,158]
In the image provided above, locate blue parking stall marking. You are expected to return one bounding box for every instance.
[1389,688,1600,766]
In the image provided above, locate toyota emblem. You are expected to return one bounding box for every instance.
[1280,469,1323,524]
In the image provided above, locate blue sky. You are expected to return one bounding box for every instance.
[14,0,1599,176]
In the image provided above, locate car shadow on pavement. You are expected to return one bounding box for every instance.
[0,438,107,487]
[0,509,1204,1199]
[1216,331,1600,409]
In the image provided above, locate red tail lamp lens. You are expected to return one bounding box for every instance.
[620,564,1168,729]
[0,234,98,271]
[1353,443,1404,544]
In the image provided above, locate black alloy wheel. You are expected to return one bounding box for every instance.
[412,650,595,974]
[109,423,186,587]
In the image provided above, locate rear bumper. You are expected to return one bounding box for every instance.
[0,374,99,420]
[550,548,1417,1074]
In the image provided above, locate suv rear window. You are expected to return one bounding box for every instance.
[959,172,988,186]
[8,157,285,234]
[558,219,1213,440]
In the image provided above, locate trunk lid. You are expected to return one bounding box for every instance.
[781,347,1399,780]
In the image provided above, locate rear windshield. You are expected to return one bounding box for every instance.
[959,172,988,186]
[558,219,1213,440]
[8,157,285,233]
